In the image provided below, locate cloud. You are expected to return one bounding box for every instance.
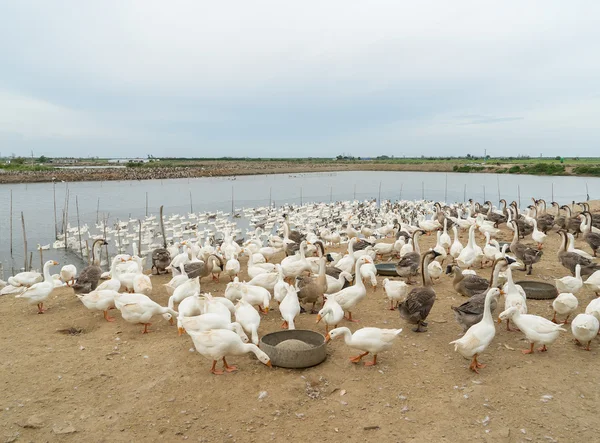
[1,1,600,157]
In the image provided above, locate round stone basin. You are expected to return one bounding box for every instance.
[375,263,399,277]
[260,329,327,369]
[515,280,558,300]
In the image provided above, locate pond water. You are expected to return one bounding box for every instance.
[0,170,596,276]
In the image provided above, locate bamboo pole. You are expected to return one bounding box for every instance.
[39,247,43,270]
[399,183,403,201]
[29,252,33,271]
[353,184,356,200]
[145,192,148,217]
[231,186,234,213]
[138,220,143,257]
[53,181,58,238]
[96,197,100,224]
[64,187,69,251]
[103,214,110,268]
[189,191,193,213]
[21,212,28,271]
[444,174,448,202]
[269,187,272,207]
[517,185,521,207]
[378,182,382,207]
[483,185,486,202]
[497,176,501,204]
[551,183,554,202]
[76,196,83,259]
[421,182,424,200]
[9,189,13,256]
[300,187,302,206]
[463,184,466,202]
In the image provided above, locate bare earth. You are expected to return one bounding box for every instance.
[2,220,599,442]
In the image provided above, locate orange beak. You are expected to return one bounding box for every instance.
[325,333,331,343]
[52,261,59,265]
[497,318,502,324]
[266,360,272,368]
[316,314,322,324]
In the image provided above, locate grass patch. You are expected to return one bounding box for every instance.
[573,165,600,176]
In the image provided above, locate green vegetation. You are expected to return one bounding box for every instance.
[452,165,485,173]
[573,165,600,176]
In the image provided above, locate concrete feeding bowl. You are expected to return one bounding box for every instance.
[375,263,399,277]
[515,281,558,300]
[260,329,327,369]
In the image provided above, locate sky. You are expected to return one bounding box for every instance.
[1,1,599,159]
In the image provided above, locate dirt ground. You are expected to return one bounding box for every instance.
[2,212,600,443]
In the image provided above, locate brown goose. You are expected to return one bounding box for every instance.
[296,255,327,314]
[395,230,425,284]
[510,220,542,275]
[151,205,171,275]
[445,265,489,298]
[581,212,600,257]
[485,200,507,228]
[73,238,108,293]
[508,204,533,239]
[557,230,600,278]
[398,250,441,332]
[560,205,582,235]
[534,199,555,233]
[185,254,223,281]
[451,257,513,332]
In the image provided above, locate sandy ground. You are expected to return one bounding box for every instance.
[2,218,600,442]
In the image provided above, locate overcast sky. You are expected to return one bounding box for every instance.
[1,1,599,159]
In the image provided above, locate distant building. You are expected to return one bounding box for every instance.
[107,158,149,164]
[49,158,79,164]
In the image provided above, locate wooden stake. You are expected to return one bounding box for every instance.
[21,211,28,271]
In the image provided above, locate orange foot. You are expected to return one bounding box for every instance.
[538,345,548,352]
[281,321,289,329]
[364,356,377,366]
[522,343,535,354]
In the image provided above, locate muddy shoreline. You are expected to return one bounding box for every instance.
[0,161,456,184]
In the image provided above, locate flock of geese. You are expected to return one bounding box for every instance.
[2,197,600,375]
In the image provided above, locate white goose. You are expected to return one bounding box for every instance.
[382,278,409,310]
[450,288,502,373]
[279,284,300,330]
[187,328,271,375]
[115,293,177,334]
[325,326,402,366]
[552,293,578,324]
[280,241,311,283]
[571,313,599,351]
[316,295,344,333]
[331,256,372,322]
[502,267,527,331]
[499,307,565,354]
[555,264,583,294]
[449,226,464,261]
[234,299,262,344]
[76,289,120,322]
[15,260,58,314]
